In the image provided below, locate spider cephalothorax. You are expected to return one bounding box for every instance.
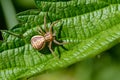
[31,15,65,57]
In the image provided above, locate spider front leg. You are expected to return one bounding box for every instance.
[49,20,59,33]
[44,14,48,32]
[48,41,57,57]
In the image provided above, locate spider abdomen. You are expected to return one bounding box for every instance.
[31,35,45,50]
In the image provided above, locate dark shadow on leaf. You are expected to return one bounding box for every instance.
[54,21,68,57]
[39,43,51,55]
[0,31,3,40]
[57,21,68,50]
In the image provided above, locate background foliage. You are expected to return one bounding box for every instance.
[0,0,120,80]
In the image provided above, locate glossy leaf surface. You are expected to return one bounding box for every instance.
[1,0,120,79]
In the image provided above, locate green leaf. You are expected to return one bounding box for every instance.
[1,0,120,79]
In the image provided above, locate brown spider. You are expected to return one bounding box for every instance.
[31,15,65,57]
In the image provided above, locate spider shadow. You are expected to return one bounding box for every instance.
[38,43,51,55]
[53,22,68,58]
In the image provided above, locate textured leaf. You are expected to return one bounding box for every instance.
[1,0,120,79]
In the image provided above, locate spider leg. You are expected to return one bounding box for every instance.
[48,41,57,57]
[44,14,48,32]
[53,39,66,45]
[37,27,45,35]
[49,20,59,33]
[52,32,56,37]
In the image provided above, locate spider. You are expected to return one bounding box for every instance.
[31,15,65,57]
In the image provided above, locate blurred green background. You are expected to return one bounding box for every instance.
[0,0,120,80]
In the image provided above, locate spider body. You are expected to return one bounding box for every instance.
[31,15,65,57]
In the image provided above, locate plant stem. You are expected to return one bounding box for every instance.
[1,0,18,29]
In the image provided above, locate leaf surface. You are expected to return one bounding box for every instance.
[1,0,120,79]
